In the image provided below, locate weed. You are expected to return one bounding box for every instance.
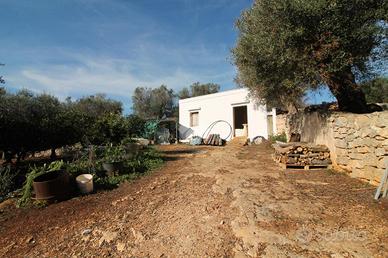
[269,132,287,143]
[0,166,17,199]
[17,161,64,208]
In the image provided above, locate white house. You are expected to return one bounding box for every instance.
[178,88,277,142]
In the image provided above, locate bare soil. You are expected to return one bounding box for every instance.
[0,140,387,257]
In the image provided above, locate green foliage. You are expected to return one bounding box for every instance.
[269,132,287,143]
[17,160,64,208]
[0,166,16,198]
[178,82,220,99]
[132,85,175,119]
[71,94,122,117]
[126,115,146,138]
[102,145,126,163]
[360,77,388,103]
[143,120,159,140]
[232,0,387,113]
[0,88,130,158]
[87,113,128,145]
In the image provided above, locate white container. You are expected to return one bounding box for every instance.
[76,174,94,194]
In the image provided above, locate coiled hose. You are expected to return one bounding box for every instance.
[201,120,233,141]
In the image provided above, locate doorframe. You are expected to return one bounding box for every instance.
[232,103,248,137]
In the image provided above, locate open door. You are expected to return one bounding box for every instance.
[233,105,248,137]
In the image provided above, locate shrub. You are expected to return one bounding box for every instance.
[269,132,287,143]
[0,89,131,159]
[0,166,16,198]
[86,113,129,145]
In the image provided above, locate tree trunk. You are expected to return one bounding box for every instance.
[323,68,368,113]
[50,147,57,160]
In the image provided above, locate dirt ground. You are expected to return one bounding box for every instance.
[0,140,387,257]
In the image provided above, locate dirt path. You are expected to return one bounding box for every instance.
[1,142,387,257]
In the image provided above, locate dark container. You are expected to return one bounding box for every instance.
[32,170,70,201]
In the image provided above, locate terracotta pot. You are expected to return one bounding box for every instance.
[32,170,70,201]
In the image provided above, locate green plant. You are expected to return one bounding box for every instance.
[143,120,159,140]
[269,132,287,143]
[0,166,17,198]
[232,0,387,113]
[17,160,64,208]
[102,145,126,163]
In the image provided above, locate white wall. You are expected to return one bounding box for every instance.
[179,88,270,141]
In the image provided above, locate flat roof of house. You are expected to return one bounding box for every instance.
[178,88,248,104]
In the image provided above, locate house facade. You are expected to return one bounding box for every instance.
[178,88,277,142]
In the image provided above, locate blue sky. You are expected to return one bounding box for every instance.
[0,0,337,113]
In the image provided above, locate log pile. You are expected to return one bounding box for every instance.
[273,142,331,168]
[203,134,224,146]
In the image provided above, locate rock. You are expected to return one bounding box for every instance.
[335,117,348,127]
[375,148,386,157]
[336,156,349,165]
[377,157,388,169]
[361,128,377,138]
[351,160,365,169]
[99,231,118,247]
[349,153,365,160]
[376,135,386,141]
[252,136,266,145]
[375,114,388,128]
[25,236,35,244]
[363,138,380,148]
[335,139,348,149]
[132,138,150,146]
[82,229,92,235]
[355,115,370,128]
[131,228,145,244]
[356,146,370,154]
[116,242,125,252]
[220,220,225,225]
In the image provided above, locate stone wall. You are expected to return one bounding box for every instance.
[276,114,287,135]
[287,111,388,185]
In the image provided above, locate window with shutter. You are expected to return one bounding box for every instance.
[190,112,199,127]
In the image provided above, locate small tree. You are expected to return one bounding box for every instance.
[232,0,387,113]
[132,85,175,119]
[178,82,220,99]
[360,77,388,103]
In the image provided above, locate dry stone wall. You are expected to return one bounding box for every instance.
[276,114,287,135]
[286,111,388,185]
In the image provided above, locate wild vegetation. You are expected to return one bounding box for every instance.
[0,88,164,204]
[360,77,388,103]
[178,82,220,99]
[0,81,218,205]
[233,0,388,113]
[132,82,221,120]
[0,89,145,160]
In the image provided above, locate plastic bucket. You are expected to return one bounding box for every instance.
[76,174,94,194]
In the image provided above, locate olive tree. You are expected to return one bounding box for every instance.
[178,82,220,99]
[132,85,175,119]
[232,0,387,113]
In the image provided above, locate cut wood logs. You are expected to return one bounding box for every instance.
[204,134,224,146]
[273,142,331,168]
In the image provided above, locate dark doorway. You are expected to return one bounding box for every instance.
[233,105,248,133]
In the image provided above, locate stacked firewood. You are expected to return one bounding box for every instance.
[273,142,331,167]
[204,134,224,146]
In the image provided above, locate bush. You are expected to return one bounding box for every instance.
[86,113,129,145]
[269,132,287,143]
[65,145,163,189]
[0,89,130,159]
[0,166,16,198]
